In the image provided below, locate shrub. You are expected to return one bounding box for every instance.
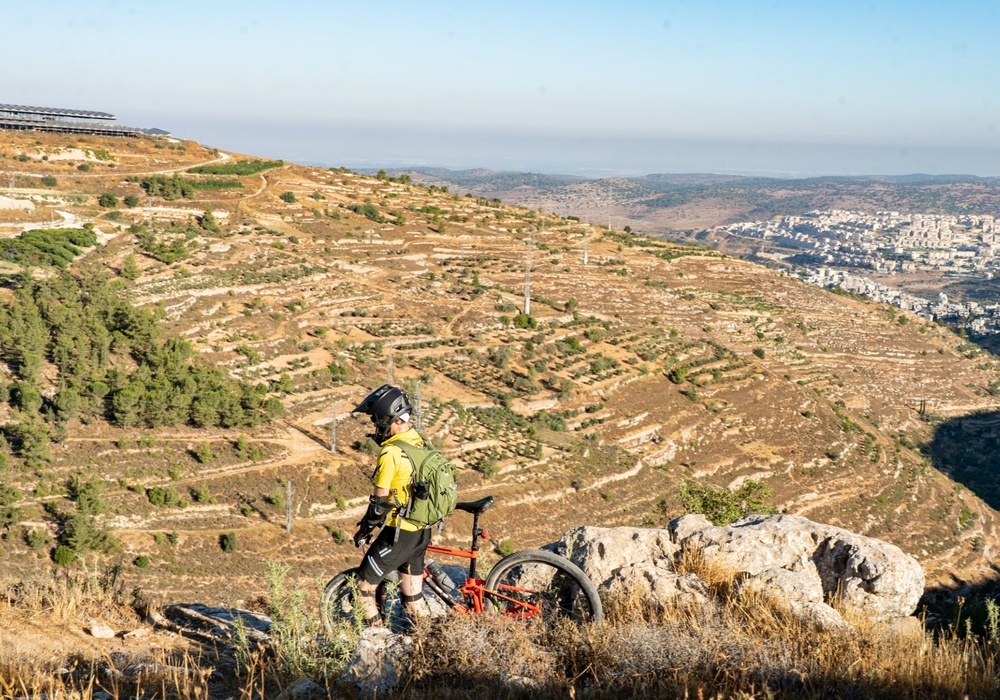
[192,483,215,504]
[41,175,57,187]
[187,159,281,176]
[220,532,237,552]
[24,527,48,549]
[121,253,140,280]
[327,525,348,545]
[495,537,516,557]
[667,365,689,384]
[98,193,118,208]
[52,545,74,565]
[357,438,380,455]
[200,209,220,233]
[513,313,537,329]
[134,555,150,568]
[678,479,776,525]
[279,191,297,203]
[124,194,140,207]
[193,442,214,464]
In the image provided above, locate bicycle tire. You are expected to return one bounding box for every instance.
[484,549,603,627]
[320,568,394,637]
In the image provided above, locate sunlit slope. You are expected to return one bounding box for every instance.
[0,131,996,601]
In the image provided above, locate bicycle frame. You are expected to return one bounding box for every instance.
[418,500,544,619]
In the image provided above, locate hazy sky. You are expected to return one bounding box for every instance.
[5,0,1000,176]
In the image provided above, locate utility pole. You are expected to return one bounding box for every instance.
[285,480,293,534]
[387,341,395,384]
[330,405,337,453]
[524,230,533,315]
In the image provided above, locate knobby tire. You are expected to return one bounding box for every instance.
[320,568,393,637]
[484,549,603,627]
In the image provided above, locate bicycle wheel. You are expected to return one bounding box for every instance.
[320,568,394,637]
[484,549,603,627]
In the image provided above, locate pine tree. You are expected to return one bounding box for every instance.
[121,253,140,280]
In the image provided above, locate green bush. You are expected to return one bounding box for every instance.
[98,193,118,208]
[0,228,97,268]
[220,532,237,552]
[134,555,150,568]
[280,191,297,203]
[193,442,214,464]
[667,365,689,384]
[326,525,348,545]
[678,479,776,525]
[187,159,282,176]
[124,194,140,207]
[357,438,380,455]
[41,175,57,187]
[52,545,74,565]
[494,537,516,557]
[24,528,47,549]
[513,313,537,329]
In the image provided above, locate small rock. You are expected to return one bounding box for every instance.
[789,601,851,633]
[89,624,116,639]
[341,628,413,695]
[123,627,152,639]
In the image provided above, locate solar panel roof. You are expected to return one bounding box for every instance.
[0,104,116,120]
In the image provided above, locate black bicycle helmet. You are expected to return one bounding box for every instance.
[352,384,413,443]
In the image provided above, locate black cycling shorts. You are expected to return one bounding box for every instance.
[358,526,431,585]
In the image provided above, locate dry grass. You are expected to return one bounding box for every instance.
[0,559,142,627]
[1,558,999,699]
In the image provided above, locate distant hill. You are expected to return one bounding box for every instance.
[395,167,1000,234]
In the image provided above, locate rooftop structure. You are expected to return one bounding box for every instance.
[0,104,116,120]
[0,103,147,138]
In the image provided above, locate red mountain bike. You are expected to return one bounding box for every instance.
[321,496,602,635]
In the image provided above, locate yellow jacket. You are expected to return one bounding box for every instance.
[373,428,426,532]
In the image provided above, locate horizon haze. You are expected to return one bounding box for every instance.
[4,0,1000,178]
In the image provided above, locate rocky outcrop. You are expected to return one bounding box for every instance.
[555,513,925,630]
[340,627,413,696]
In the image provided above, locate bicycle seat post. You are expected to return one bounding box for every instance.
[469,510,482,581]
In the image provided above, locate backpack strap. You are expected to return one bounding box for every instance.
[392,435,434,530]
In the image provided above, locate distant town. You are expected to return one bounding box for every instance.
[713,210,1000,335]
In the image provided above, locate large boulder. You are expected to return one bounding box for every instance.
[680,514,925,621]
[556,526,679,590]
[553,513,925,627]
[602,563,711,611]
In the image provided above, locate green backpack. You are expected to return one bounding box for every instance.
[394,435,458,528]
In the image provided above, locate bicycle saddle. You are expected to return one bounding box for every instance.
[455,496,494,514]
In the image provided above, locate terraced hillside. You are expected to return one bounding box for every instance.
[0,131,998,605]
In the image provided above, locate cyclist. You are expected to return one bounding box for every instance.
[351,384,432,626]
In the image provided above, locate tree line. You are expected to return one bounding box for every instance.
[187,159,282,176]
[0,271,283,467]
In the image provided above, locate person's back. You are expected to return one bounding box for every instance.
[350,384,434,625]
